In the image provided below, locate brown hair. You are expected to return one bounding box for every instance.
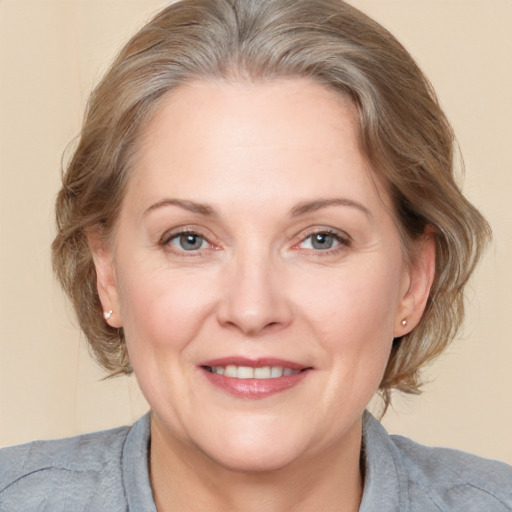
[52,0,491,406]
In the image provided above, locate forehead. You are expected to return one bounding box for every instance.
[127,78,389,214]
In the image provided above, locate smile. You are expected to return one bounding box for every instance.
[204,365,301,379]
[199,358,311,399]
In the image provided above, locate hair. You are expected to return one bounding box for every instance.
[52,0,491,408]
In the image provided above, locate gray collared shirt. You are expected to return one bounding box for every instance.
[1,412,511,511]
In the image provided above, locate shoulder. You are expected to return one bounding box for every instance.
[390,432,512,511]
[0,423,132,512]
[361,412,512,512]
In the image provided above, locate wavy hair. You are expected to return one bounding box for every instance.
[52,0,491,407]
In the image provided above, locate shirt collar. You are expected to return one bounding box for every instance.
[359,410,409,511]
[121,411,408,512]
[122,412,157,512]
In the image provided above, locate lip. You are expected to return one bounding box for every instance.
[199,357,312,400]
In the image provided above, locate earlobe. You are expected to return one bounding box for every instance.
[87,227,122,328]
[394,233,436,337]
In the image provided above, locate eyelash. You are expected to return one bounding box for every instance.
[160,229,215,256]
[296,229,351,255]
[159,228,351,256]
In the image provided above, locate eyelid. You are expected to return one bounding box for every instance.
[158,225,351,256]
[294,227,352,252]
[160,227,206,245]
[170,233,209,251]
[159,226,219,255]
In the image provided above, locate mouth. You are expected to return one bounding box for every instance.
[203,365,302,379]
[199,358,312,399]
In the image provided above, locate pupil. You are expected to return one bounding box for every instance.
[180,234,202,250]
[313,233,333,250]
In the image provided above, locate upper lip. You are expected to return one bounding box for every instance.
[199,357,310,371]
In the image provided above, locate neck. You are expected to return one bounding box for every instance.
[149,416,364,512]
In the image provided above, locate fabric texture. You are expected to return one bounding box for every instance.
[1,412,511,511]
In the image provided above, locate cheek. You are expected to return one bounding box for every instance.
[116,264,219,353]
[294,255,404,356]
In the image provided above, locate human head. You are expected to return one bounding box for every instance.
[52,0,490,407]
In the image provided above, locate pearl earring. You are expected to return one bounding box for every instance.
[103,310,113,320]
[401,319,407,326]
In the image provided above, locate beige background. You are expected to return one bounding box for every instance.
[1,0,511,464]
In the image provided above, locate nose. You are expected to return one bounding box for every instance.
[216,250,294,336]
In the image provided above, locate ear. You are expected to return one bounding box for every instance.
[394,232,436,337]
[87,227,122,328]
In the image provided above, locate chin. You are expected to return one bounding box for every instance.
[200,439,304,474]
[191,417,310,473]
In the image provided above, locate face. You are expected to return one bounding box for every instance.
[93,79,432,473]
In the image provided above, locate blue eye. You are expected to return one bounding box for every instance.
[169,233,208,251]
[300,232,345,251]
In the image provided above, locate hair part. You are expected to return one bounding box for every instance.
[52,0,491,408]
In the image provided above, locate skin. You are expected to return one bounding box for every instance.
[90,79,435,512]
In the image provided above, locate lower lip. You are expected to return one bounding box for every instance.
[201,369,309,399]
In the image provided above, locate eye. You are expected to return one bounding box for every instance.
[299,231,348,251]
[168,232,209,251]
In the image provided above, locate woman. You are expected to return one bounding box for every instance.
[1,0,511,510]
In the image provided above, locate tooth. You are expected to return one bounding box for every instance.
[209,364,301,379]
[271,366,283,378]
[254,366,271,379]
[224,365,238,377]
[238,366,254,379]
[237,366,254,379]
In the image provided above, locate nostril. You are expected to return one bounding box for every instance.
[216,280,294,335]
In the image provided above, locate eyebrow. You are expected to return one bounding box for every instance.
[144,198,218,217]
[144,197,371,219]
[290,198,372,218]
